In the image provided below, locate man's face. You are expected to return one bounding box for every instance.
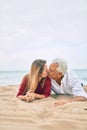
[48,63,62,80]
[48,63,58,80]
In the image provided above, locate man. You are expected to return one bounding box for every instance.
[48,58,87,106]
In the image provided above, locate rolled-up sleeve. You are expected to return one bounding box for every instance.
[70,71,87,98]
[16,76,28,97]
[72,83,87,98]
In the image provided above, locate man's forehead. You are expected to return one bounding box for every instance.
[49,63,58,68]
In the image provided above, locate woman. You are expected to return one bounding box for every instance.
[17,59,51,102]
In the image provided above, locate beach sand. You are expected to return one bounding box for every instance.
[0,85,87,130]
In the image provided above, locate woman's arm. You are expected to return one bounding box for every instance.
[17,95,27,101]
[17,94,35,102]
[33,93,45,99]
[16,75,28,97]
[26,92,45,99]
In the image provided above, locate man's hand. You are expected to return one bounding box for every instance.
[54,100,69,107]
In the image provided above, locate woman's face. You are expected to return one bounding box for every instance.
[40,64,48,78]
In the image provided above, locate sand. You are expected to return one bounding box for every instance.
[0,85,87,130]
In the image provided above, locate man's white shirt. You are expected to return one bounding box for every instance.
[51,70,87,98]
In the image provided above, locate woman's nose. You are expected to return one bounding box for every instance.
[47,69,49,73]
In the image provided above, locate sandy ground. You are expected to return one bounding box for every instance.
[0,85,87,130]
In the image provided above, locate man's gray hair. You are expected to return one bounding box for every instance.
[51,58,68,75]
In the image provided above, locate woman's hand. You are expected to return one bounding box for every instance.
[26,95,35,102]
[17,93,35,102]
[26,90,32,95]
[26,92,35,102]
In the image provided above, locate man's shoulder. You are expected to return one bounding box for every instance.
[65,69,82,84]
[65,69,77,77]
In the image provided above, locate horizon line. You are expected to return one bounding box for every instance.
[0,68,87,71]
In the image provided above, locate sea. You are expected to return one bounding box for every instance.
[0,69,87,86]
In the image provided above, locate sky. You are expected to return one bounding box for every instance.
[0,0,87,70]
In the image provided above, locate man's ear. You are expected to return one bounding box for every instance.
[58,72,63,77]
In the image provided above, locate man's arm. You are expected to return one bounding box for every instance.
[69,96,87,101]
[54,96,87,107]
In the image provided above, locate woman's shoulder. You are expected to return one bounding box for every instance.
[46,76,51,80]
[22,74,29,81]
[45,76,51,82]
[24,74,29,78]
